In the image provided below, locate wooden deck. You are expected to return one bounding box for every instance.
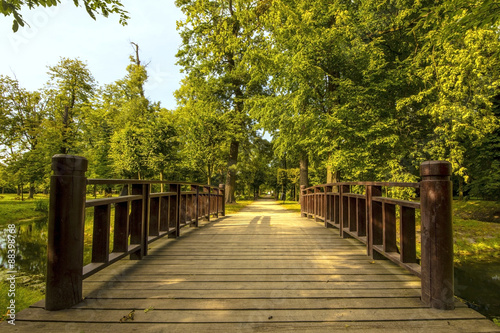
[8,199,500,332]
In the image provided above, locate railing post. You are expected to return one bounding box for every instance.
[192,185,199,227]
[340,184,350,238]
[130,184,147,259]
[367,185,382,258]
[420,161,454,310]
[46,155,87,311]
[219,184,225,216]
[324,185,333,228]
[300,185,306,217]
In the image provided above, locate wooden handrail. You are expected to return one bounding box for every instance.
[300,161,453,310]
[45,154,226,311]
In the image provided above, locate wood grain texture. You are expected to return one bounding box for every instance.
[5,199,499,332]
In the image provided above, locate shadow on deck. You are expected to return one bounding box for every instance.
[7,200,500,332]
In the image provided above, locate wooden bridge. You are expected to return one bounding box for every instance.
[5,156,500,332]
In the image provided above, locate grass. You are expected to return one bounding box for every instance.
[277,200,301,213]
[225,200,254,215]
[0,275,45,322]
[0,194,49,227]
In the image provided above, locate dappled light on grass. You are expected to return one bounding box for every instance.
[225,200,254,215]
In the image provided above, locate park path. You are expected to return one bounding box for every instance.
[9,199,499,332]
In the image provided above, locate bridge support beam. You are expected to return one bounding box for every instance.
[420,161,454,310]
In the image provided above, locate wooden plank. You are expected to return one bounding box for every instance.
[16,307,486,323]
[12,199,498,333]
[85,273,420,283]
[82,289,423,299]
[6,320,499,333]
[66,297,434,310]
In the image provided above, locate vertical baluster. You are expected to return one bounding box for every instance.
[113,201,129,253]
[169,184,180,238]
[349,197,357,232]
[340,184,350,237]
[192,185,199,227]
[357,198,367,237]
[130,184,145,259]
[92,204,111,263]
[383,203,397,252]
[149,197,160,237]
[367,185,382,257]
[219,184,226,216]
[325,185,332,227]
[400,206,416,263]
[160,196,169,232]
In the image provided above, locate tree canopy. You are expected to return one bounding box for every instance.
[1,0,500,201]
[1,0,129,31]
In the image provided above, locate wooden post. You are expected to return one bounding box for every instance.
[192,185,199,227]
[46,155,87,311]
[207,186,211,221]
[300,185,306,217]
[420,161,454,310]
[219,184,226,216]
[367,185,382,257]
[169,184,181,238]
[340,184,350,238]
[130,184,147,259]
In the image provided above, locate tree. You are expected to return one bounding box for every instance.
[1,0,129,32]
[0,75,48,198]
[44,57,96,155]
[175,0,267,202]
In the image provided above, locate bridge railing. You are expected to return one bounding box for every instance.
[45,155,225,311]
[300,161,453,310]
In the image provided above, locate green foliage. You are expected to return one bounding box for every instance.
[1,0,129,32]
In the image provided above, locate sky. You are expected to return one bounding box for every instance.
[0,0,185,110]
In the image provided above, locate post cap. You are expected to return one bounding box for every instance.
[420,161,451,177]
[219,184,225,189]
[52,155,88,176]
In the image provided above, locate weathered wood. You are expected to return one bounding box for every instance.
[18,199,497,332]
[92,204,111,263]
[45,155,87,311]
[420,161,454,310]
[129,184,145,259]
[8,320,497,333]
[149,197,160,237]
[400,206,416,263]
[383,202,397,253]
[113,201,129,253]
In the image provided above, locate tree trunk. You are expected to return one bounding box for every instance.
[160,171,164,192]
[225,140,239,203]
[299,151,309,188]
[29,183,35,199]
[459,177,464,201]
[17,184,21,196]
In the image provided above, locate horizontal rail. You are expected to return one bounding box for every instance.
[85,195,143,207]
[372,196,421,209]
[87,178,222,190]
[46,154,226,311]
[300,160,453,310]
[307,181,420,189]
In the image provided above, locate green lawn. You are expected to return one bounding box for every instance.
[277,200,301,213]
[0,194,49,227]
[225,200,254,215]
